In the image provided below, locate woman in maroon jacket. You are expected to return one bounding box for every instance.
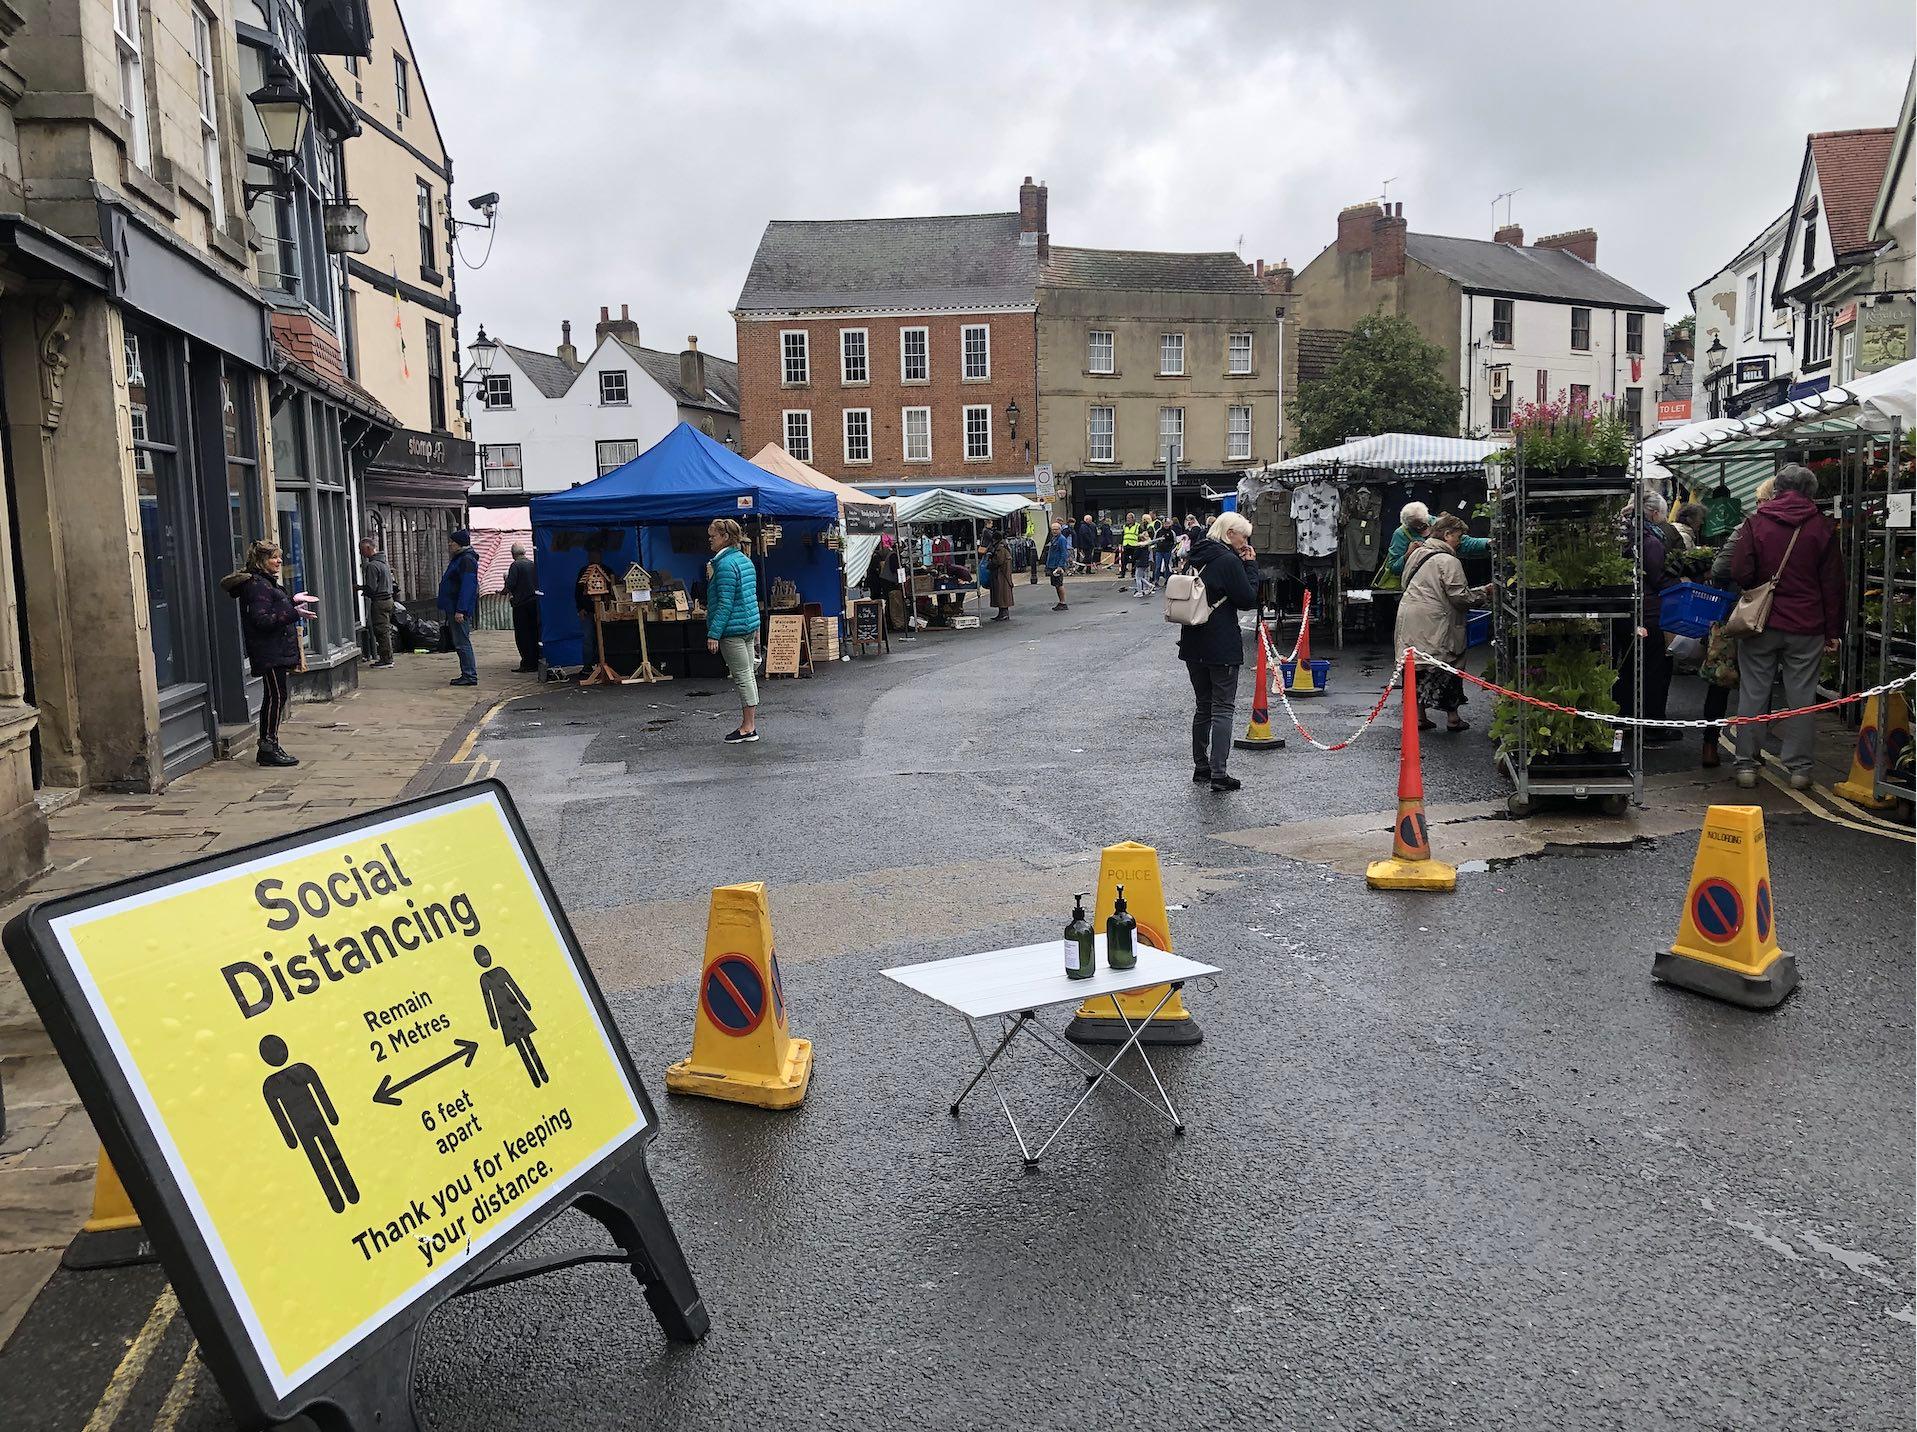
[1720,464,1844,789]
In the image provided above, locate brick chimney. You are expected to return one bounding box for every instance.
[1534,228,1597,264]
[557,319,578,366]
[1019,175,1050,260]
[1370,202,1407,281]
[1494,223,1524,246]
[1337,201,1383,255]
[680,335,706,399]
[1269,258,1294,294]
[595,303,640,346]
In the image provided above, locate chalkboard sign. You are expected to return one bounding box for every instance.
[766,614,807,677]
[850,599,886,655]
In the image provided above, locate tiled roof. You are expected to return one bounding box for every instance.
[1808,127,1895,256]
[736,212,1040,312]
[615,339,740,415]
[1405,233,1663,310]
[1297,328,1350,384]
[499,342,583,398]
[1039,246,1264,293]
[270,314,397,429]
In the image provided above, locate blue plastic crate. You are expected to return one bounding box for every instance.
[1465,609,1491,648]
[1660,581,1735,638]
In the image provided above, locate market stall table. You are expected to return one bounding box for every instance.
[883,936,1220,1167]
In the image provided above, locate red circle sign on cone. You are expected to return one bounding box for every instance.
[1691,878,1743,944]
[701,954,767,1036]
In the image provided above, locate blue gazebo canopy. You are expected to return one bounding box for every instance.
[529,423,838,527]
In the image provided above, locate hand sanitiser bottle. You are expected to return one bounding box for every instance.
[1064,892,1096,979]
[1106,884,1138,971]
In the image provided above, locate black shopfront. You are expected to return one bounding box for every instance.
[107,200,276,779]
[363,427,476,606]
[1069,469,1229,523]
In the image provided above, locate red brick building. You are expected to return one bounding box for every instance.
[733,181,1045,495]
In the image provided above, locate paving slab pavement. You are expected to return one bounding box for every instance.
[0,633,536,1348]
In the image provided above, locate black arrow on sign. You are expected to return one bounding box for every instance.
[372,1038,479,1107]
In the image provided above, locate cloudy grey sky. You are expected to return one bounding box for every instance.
[410,2,1913,366]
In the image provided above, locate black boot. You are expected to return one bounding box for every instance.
[257,739,299,768]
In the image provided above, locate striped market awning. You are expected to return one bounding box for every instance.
[1264,433,1509,478]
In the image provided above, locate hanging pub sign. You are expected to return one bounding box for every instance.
[1488,366,1509,400]
[2,784,707,1428]
[1735,356,1772,386]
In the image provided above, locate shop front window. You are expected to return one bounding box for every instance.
[224,371,261,572]
[129,331,184,688]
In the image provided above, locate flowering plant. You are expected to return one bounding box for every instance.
[1589,397,1633,468]
[1511,393,1599,472]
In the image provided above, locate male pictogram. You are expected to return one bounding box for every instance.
[476,945,547,1087]
[260,1034,358,1214]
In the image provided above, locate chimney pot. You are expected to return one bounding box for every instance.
[687,335,698,350]
[557,318,578,366]
[1370,206,1408,282]
[621,303,630,320]
[1019,175,1043,236]
[600,306,609,321]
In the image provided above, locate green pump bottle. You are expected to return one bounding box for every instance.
[1106,884,1138,971]
[1063,892,1096,979]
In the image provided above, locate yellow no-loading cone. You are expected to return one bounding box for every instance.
[1832,691,1910,808]
[1652,804,1798,1009]
[1064,841,1202,1046]
[666,882,813,1108]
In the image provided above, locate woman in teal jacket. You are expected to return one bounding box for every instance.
[705,518,763,744]
[1385,500,1489,578]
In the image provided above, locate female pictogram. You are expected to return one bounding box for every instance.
[476,945,547,1087]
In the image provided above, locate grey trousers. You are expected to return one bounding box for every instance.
[1733,628,1825,773]
[1187,660,1240,775]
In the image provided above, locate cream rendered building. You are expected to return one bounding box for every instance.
[325,0,469,603]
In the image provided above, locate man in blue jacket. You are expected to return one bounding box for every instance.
[438,529,479,686]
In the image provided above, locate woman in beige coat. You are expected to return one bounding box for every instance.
[1394,513,1490,732]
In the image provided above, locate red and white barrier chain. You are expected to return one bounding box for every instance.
[1258,623,1400,752]
[1409,648,1917,732]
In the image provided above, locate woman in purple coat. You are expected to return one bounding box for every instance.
[221,540,309,767]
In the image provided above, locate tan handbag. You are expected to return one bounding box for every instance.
[1720,525,1801,639]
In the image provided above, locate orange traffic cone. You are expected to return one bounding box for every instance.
[1366,653,1456,891]
[1234,622,1285,750]
[1285,601,1324,697]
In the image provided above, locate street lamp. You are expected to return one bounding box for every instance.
[1705,335,1727,371]
[241,55,310,206]
[467,325,499,377]
[1005,398,1019,440]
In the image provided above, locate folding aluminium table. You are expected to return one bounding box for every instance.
[883,936,1220,1167]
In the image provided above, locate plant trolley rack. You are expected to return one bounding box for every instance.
[1490,453,1644,818]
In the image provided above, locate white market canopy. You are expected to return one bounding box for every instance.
[1641,358,1917,503]
[892,489,1043,526]
[1264,433,1509,478]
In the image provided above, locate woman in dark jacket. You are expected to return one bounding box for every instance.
[1180,511,1260,792]
[220,539,307,767]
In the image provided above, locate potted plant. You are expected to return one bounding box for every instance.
[1490,643,1624,768]
[1590,397,1631,480]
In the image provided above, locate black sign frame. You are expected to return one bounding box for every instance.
[2,780,707,1431]
[1734,356,1772,386]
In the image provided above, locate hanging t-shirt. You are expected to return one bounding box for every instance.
[1342,485,1383,569]
[1290,481,1341,558]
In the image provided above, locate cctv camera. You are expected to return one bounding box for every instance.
[468,192,499,212]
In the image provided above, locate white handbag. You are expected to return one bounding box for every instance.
[1162,571,1215,626]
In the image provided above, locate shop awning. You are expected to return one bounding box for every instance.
[892,489,1043,525]
[1264,433,1508,477]
[529,423,839,527]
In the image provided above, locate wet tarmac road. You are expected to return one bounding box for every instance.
[7,578,1912,1430]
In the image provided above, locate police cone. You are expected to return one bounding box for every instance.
[1233,622,1286,751]
[1365,652,1457,892]
[1284,602,1324,697]
[1064,841,1202,1046]
[1832,691,1911,808]
[666,882,813,1109]
[1653,804,1798,1009]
